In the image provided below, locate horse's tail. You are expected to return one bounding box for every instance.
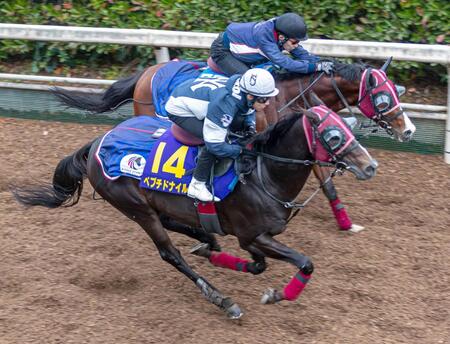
[51,70,145,113]
[13,140,94,208]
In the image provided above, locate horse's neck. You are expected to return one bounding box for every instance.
[324,76,361,111]
[260,119,313,201]
[272,75,360,115]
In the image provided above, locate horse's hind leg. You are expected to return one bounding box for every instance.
[96,179,242,318]
[159,214,221,252]
[133,211,242,318]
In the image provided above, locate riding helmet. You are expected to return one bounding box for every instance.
[275,13,308,41]
[239,69,279,97]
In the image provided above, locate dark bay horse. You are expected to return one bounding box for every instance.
[14,107,378,319]
[52,57,415,232]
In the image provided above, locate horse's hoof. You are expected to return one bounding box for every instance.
[225,303,244,319]
[349,224,365,233]
[190,243,211,258]
[261,288,279,305]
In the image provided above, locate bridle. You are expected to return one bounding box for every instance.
[352,68,403,136]
[241,113,357,222]
[277,67,403,137]
[331,68,404,136]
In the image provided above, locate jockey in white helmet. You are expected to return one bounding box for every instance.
[165,68,278,202]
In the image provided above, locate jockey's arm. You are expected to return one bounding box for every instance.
[203,100,242,158]
[203,118,242,158]
[290,45,320,63]
[254,26,316,74]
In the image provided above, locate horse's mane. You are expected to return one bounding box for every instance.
[273,59,367,82]
[251,112,303,147]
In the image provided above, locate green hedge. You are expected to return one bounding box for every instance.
[0,0,448,81]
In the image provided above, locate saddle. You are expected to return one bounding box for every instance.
[171,123,234,178]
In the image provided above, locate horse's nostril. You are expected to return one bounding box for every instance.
[403,129,413,140]
[365,162,377,176]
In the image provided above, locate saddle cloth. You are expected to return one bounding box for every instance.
[95,116,171,180]
[152,59,206,118]
[95,115,239,200]
[139,129,239,200]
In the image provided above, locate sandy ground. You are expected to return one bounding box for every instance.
[0,117,449,344]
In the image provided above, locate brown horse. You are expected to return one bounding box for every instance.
[13,106,378,319]
[52,57,415,232]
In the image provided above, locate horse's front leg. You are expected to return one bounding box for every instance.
[248,233,313,304]
[312,165,364,232]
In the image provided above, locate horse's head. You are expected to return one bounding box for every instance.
[357,58,416,142]
[303,104,378,180]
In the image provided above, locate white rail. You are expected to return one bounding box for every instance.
[0,24,449,63]
[0,23,449,161]
[0,80,445,121]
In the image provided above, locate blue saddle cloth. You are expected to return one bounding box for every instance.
[95,116,171,180]
[95,115,239,200]
[139,130,238,200]
[152,59,206,118]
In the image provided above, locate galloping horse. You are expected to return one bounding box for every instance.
[14,106,378,319]
[52,57,415,232]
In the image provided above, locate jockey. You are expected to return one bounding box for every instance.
[165,68,279,202]
[210,13,335,77]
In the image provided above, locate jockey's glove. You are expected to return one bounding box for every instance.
[315,61,335,75]
[244,125,257,138]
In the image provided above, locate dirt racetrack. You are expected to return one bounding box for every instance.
[1,117,449,344]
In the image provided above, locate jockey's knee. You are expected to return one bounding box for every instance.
[299,259,314,275]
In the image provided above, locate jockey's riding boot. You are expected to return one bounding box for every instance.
[187,177,220,202]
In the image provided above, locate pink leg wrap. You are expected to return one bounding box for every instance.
[283,271,311,301]
[330,198,352,230]
[209,252,249,272]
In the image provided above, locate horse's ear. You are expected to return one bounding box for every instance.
[380,56,393,73]
[308,91,325,106]
[368,73,377,88]
[304,109,321,125]
[395,84,406,97]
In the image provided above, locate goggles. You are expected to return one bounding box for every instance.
[255,96,269,104]
[321,127,346,153]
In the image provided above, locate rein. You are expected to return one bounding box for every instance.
[242,148,344,223]
[330,73,356,117]
[277,72,325,113]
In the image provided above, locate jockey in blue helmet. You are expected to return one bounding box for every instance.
[165,68,279,202]
[210,13,334,76]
